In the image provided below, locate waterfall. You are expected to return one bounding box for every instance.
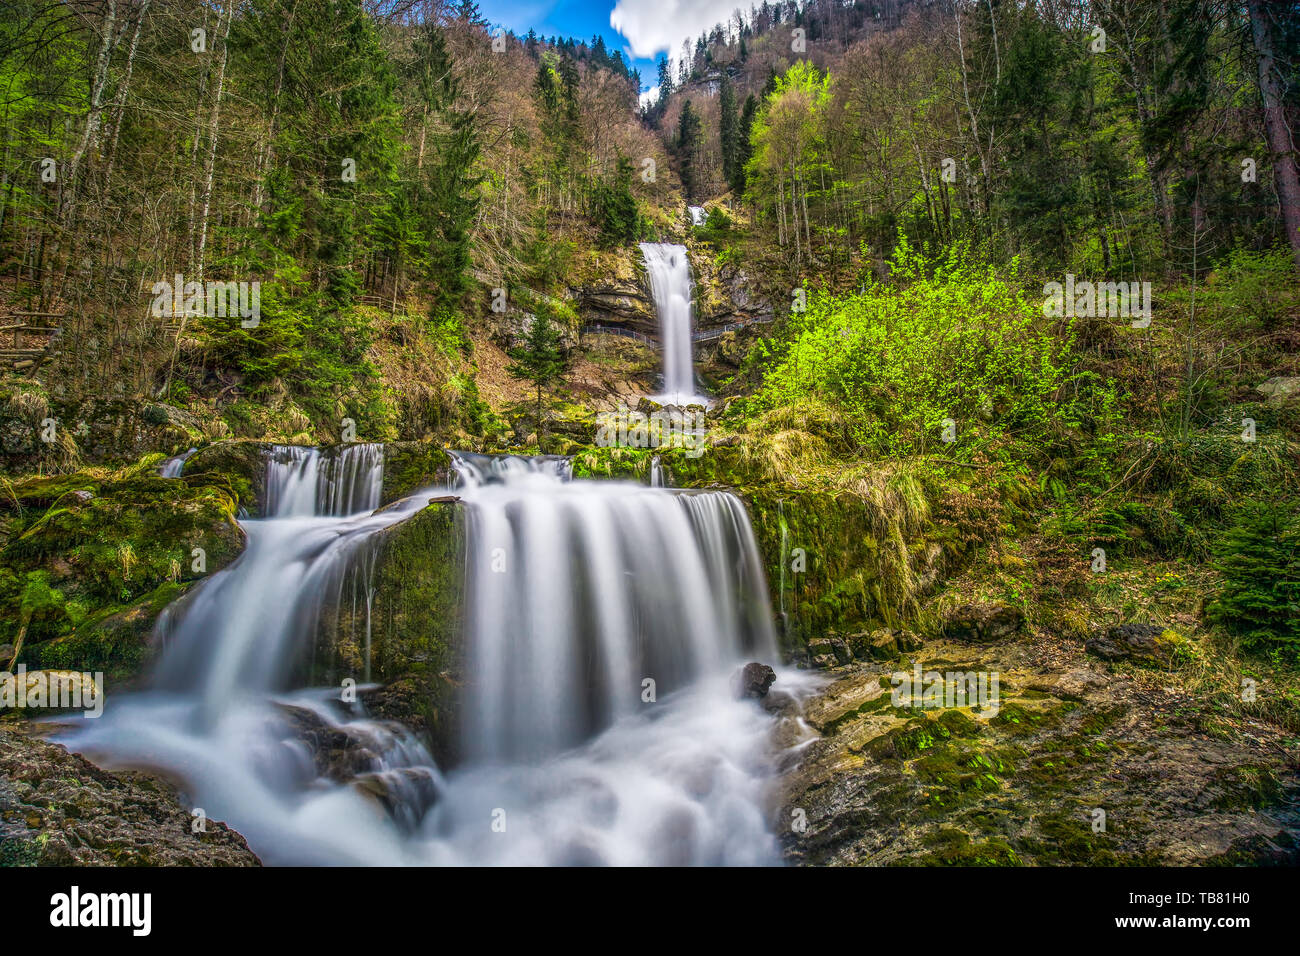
[454,453,776,762]
[640,242,706,406]
[159,447,196,478]
[688,205,706,226]
[60,447,802,866]
[263,443,385,517]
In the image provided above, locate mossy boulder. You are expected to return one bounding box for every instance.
[308,500,464,762]
[183,440,268,513]
[0,469,244,682]
[1085,623,1186,665]
[379,442,454,505]
[941,601,1025,644]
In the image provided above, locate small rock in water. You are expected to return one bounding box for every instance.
[733,662,777,699]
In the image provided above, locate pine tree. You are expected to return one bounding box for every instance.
[677,99,703,201]
[656,53,674,100]
[719,75,738,187]
[1208,503,1300,656]
[411,23,481,310]
[730,94,758,195]
[507,309,569,447]
[593,155,639,246]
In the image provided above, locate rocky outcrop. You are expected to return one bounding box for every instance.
[0,726,259,865]
[941,601,1025,643]
[576,283,656,335]
[1256,376,1300,403]
[308,499,464,763]
[1,469,244,684]
[777,637,1300,866]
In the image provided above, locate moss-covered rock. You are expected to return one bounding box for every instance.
[379,442,454,505]
[308,500,464,761]
[0,469,244,683]
[0,727,259,865]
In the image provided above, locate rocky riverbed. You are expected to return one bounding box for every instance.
[770,633,1300,865]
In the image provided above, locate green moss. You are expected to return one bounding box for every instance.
[903,829,1021,866]
[379,443,453,505]
[0,469,244,680]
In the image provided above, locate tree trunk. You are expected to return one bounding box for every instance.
[1247,0,1300,275]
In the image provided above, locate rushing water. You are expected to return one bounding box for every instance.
[59,446,804,865]
[159,447,197,478]
[640,242,707,406]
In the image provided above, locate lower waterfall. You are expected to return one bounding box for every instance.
[58,446,805,865]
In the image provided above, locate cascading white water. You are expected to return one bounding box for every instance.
[640,242,707,406]
[59,447,808,865]
[263,443,385,517]
[454,454,776,762]
[688,205,707,226]
[159,447,196,478]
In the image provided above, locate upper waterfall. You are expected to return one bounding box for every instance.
[263,443,385,517]
[640,242,708,406]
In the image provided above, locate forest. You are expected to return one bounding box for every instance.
[0,0,1298,876]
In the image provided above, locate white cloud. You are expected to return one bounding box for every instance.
[610,0,746,60]
[639,84,661,108]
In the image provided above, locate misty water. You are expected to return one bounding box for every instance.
[58,445,815,865]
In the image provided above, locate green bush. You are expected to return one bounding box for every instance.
[748,237,1115,460]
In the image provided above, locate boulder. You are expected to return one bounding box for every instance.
[732,662,777,699]
[1256,377,1300,403]
[806,638,851,668]
[1086,623,1186,665]
[847,627,924,661]
[942,602,1025,643]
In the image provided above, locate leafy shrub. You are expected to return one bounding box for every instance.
[750,237,1114,459]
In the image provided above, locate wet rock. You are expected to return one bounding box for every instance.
[1086,623,1185,664]
[777,641,1300,867]
[847,628,922,661]
[806,638,851,668]
[942,601,1024,643]
[0,727,259,865]
[761,688,798,716]
[848,629,897,660]
[732,662,777,699]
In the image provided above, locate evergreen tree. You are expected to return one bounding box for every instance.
[411,23,481,310]
[730,94,758,195]
[507,309,569,447]
[593,155,640,246]
[656,53,674,100]
[677,99,703,201]
[719,75,739,186]
[1208,503,1300,656]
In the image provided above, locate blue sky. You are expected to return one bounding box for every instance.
[478,1,748,94]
